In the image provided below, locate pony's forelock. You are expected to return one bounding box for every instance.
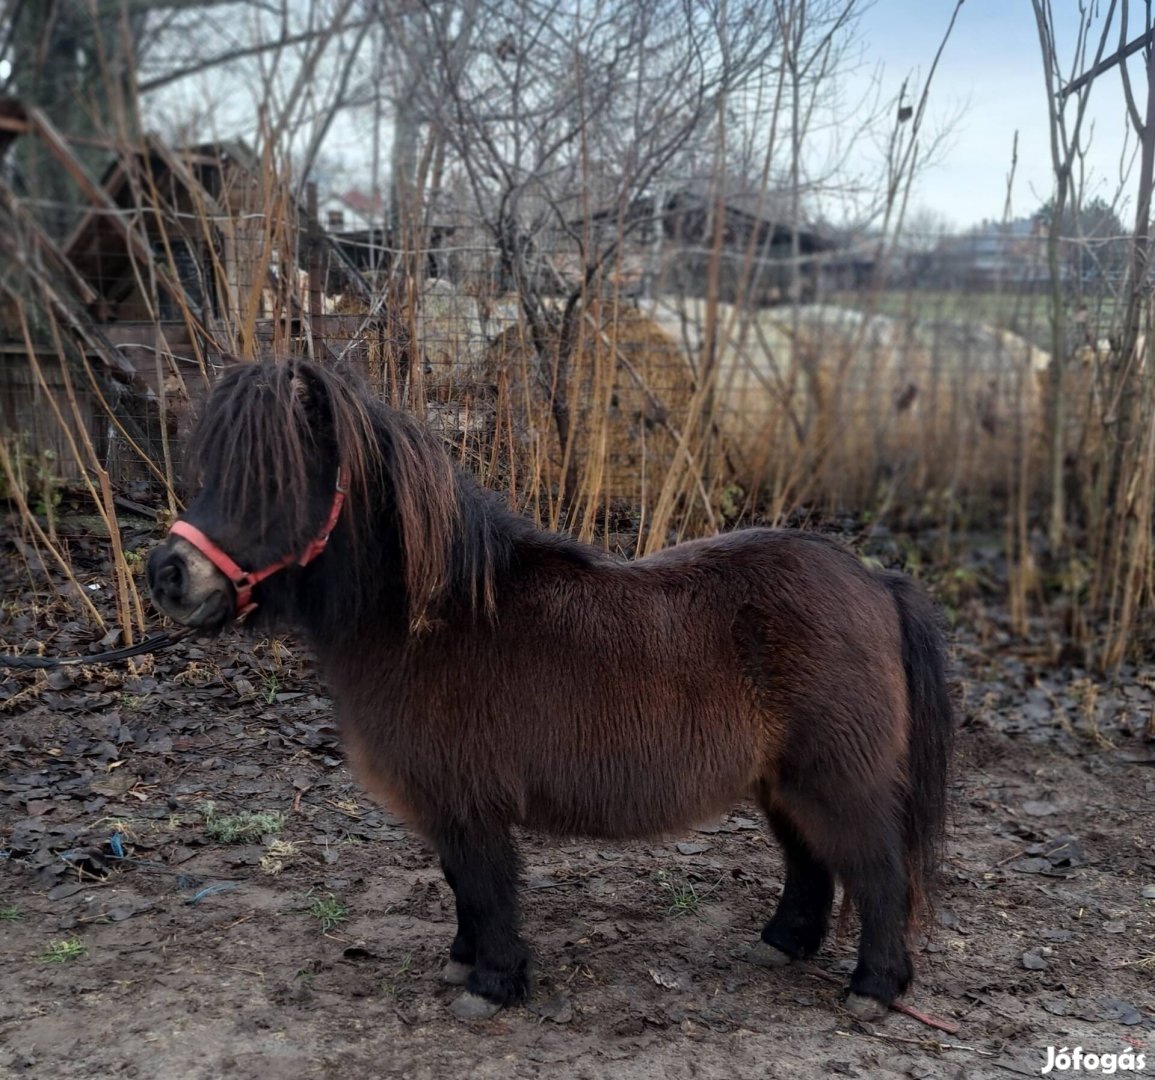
[189,361,379,552]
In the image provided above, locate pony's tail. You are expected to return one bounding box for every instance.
[883,572,955,922]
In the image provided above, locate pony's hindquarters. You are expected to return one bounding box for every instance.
[743,541,953,1016]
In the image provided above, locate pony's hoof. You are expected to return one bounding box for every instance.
[844,992,889,1022]
[449,991,503,1021]
[748,941,793,968]
[440,960,474,986]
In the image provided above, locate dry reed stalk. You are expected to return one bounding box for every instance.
[1102,393,1155,669]
[237,134,289,358]
[97,466,138,645]
[1006,351,1033,637]
[642,368,718,555]
[152,331,178,519]
[573,294,614,544]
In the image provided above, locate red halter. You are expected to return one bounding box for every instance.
[168,466,350,619]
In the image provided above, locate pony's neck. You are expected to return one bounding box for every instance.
[299,432,519,643]
[286,412,603,648]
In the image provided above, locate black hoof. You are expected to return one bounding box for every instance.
[465,963,531,1007]
[846,955,910,1017]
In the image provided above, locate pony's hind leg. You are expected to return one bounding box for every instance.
[841,835,912,1020]
[439,859,476,986]
[752,806,835,968]
[434,824,531,1019]
[760,789,912,1020]
[806,798,912,1019]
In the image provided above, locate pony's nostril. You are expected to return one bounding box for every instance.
[153,554,187,600]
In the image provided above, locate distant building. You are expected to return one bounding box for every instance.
[555,188,869,305]
[929,216,1051,288]
[318,187,392,233]
[319,187,458,282]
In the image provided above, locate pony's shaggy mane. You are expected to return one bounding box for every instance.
[189,359,502,629]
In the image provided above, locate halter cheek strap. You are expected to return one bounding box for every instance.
[168,466,349,619]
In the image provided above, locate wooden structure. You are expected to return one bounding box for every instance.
[0,103,379,486]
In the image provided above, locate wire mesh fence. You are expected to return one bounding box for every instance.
[0,162,1097,524]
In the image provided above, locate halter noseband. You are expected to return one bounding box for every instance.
[168,466,350,619]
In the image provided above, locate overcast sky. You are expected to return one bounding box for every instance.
[858,1,1142,231]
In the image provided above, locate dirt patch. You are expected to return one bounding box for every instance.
[2,538,1154,1080]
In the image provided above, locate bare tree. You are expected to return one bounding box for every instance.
[396,0,837,489]
[1031,1,1155,666]
[0,0,377,234]
[1030,0,1118,551]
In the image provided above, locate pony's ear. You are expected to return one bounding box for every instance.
[289,364,334,435]
[290,366,312,404]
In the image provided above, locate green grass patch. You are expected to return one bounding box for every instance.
[656,871,724,919]
[307,892,348,933]
[259,672,280,704]
[382,953,412,996]
[201,801,286,844]
[41,938,87,963]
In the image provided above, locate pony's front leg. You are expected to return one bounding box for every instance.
[438,859,477,987]
[434,825,531,1019]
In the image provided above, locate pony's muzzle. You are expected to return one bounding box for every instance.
[147,539,233,630]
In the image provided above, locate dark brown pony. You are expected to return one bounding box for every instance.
[148,360,954,1022]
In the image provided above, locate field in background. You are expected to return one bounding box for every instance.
[833,290,1052,346]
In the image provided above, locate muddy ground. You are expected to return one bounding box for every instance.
[1,522,1154,1080]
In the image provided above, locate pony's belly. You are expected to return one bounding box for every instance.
[519,746,760,842]
[339,724,423,833]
